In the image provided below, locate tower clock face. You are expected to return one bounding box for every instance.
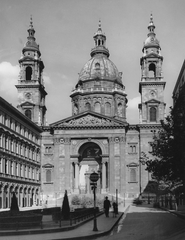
[25,92,31,99]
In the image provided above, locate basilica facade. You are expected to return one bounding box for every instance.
[16,15,166,204]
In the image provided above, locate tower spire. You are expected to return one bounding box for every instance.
[139,15,166,124]
[16,18,47,126]
[148,13,155,35]
[27,15,36,41]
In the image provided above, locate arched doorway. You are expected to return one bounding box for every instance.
[78,142,102,194]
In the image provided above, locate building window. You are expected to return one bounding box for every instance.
[46,169,51,183]
[74,104,78,115]
[150,107,157,122]
[85,102,91,111]
[5,160,8,174]
[105,102,111,116]
[117,103,123,117]
[130,168,136,182]
[127,163,138,183]
[94,102,101,113]
[10,161,13,175]
[0,158,2,173]
[26,66,32,80]
[148,142,153,153]
[128,144,137,154]
[149,63,156,77]
[45,146,52,153]
[43,163,54,184]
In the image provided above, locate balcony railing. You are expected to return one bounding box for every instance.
[71,86,125,94]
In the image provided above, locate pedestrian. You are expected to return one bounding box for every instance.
[112,201,118,217]
[104,196,111,217]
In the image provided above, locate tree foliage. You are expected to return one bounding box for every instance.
[61,190,70,220]
[10,192,19,212]
[146,99,185,197]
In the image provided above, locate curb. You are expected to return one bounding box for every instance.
[0,205,130,239]
[160,207,185,221]
[0,212,104,237]
[51,205,130,240]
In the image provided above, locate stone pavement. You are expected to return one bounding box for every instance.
[0,204,129,240]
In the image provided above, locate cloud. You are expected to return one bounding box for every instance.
[0,62,19,104]
[127,96,140,109]
[43,74,51,85]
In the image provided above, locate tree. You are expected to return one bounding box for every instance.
[146,104,185,199]
[61,190,70,220]
[10,192,19,212]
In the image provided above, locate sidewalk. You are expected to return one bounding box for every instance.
[161,207,185,220]
[0,204,129,240]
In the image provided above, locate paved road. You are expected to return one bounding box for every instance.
[97,204,185,240]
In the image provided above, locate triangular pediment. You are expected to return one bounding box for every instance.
[42,163,54,168]
[50,111,127,129]
[145,99,160,104]
[20,101,35,107]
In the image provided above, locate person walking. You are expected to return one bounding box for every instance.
[112,201,118,217]
[104,196,111,217]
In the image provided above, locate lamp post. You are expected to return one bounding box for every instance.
[90,172,99,232]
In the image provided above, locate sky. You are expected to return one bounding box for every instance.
[0,0,185,124]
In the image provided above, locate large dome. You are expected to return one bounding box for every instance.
[78,54,122,83]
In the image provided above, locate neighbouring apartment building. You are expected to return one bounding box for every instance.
[0,96,42,208]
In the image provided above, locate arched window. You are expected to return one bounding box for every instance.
[74,104,78,115]
[130,168,136,182]
[46,169,51,183]
[105,102,111,116]
[26,66,32,80]
[117,103,122,117]
[85,102,91,111]
[150,107,157,122]
[94,102,101,113]
[25,109,32,120]
[149,63,156,78]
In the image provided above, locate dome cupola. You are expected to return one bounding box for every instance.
[70,22,127,122]
[143,14,160,51]
[90,20,110,58]
[78,20,122,84]
[22,16,41,56]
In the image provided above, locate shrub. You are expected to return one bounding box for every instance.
[71,195,81,205]
[153,202,160,208]
[133,198,142,205]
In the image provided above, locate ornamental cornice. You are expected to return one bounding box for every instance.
[53,125,124,130]
[53,114,126,129]
[136,123,162,130]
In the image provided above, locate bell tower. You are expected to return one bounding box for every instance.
[139,14,166,124]
[16,17,47,126]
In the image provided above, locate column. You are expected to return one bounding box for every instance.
[2,187,5,208]
[20,192,23,207]
[109,137,115,194]
[74,162,79,193]
[7,187,10,208]
[64,138,71,191]
[120,136,126,196]
[102,162,106,193]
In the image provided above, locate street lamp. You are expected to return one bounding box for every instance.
[90,172,99,232]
